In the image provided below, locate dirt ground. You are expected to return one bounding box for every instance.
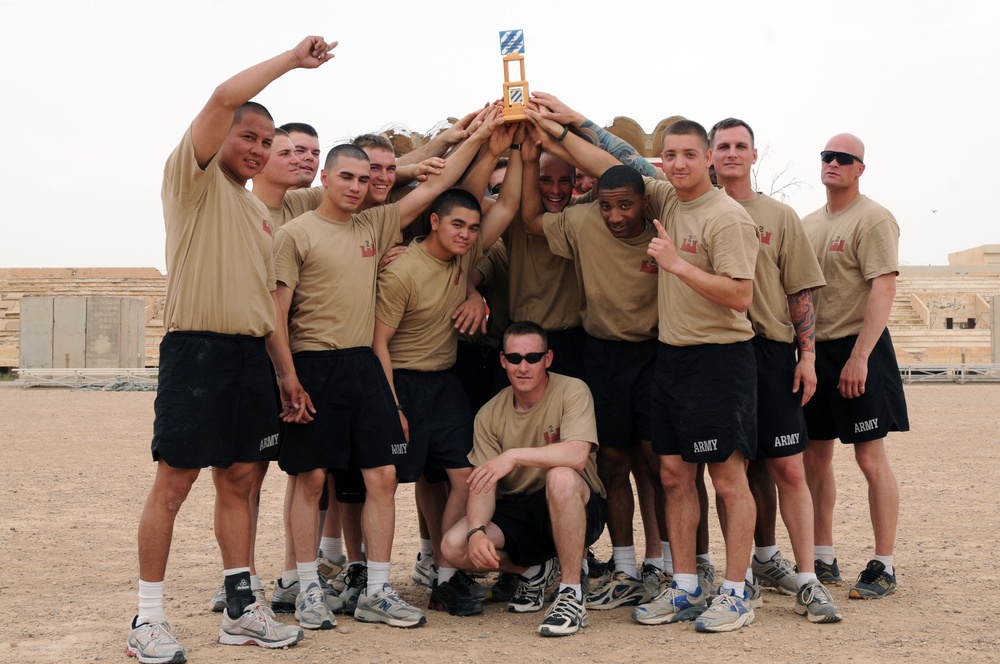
[1,383,998,663]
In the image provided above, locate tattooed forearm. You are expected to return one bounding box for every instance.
[580,119,657,177]
[787,289,816,355]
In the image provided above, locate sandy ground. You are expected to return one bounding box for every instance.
[1,383,998,663]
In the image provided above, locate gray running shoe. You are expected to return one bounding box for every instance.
[355,583,427,628]
[815,558,842,585]
[585,570,648,610]
[508,559,556,613]
[694,588,755,633]
[335,563,368,614]
[539,587,588,637]
[270,576,298,614]
[752,551,798,595]
[294,582,336,630]
[317,554,347,586]
[641,562,668,599]
[794,579,843,622]
[697,560,716,598]
[210,581,226,613]
[631,582,708,625]
[126,616,186,664]
[411,551,435,587]
[746,575,763,608]
[218,601,304,648]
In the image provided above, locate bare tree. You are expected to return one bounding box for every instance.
[751,145,809,201]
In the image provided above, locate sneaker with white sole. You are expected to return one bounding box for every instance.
[355,583,427,628]
[508,559,556,613]
[815,558,842,585]
[210,581,227,613]
[318,554,347,587]
[849,560,897,599]
[641,562,668,599]
[294,582,336,630]
[585,569,648,610]
[694,588,755,633]
[539,587,588,637]
[746,575,763,608]
[752,551,798,595]
[126,616,186,664]
[697,561,716,598]
[631,582,708,625]
[794,579,843,623]
[218,601,304,648]
[411,551,435,587]
[270,577,298,614]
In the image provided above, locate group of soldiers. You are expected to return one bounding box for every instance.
[126,36,909,664]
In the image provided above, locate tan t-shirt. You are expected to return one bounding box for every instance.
[161,125,276,337]
[470,373,605,498]
[273,205,401,352]
[648,185,759,346]
[376,236,485,371]
[266,187,323,230]
[543,203,659,341]
[506,213,583,331]
[738,195,826,344]
[802,194,900,341]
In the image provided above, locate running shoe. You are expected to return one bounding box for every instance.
[489,572,520,602]
[355,583,427,627]
[641,562,668,599]
[539,587,588,637]
[752,551,798,595]
[270,577,298,614]
[631,582,708,625]
[126,616,186,664]
[794,579,843,622]
[585,569,648,610]
[209,581,226,613]
[453,569,489,601]
[815,558,842,585]
[411,551,435,587]
[294,582,336,630]
[428,577,484,616]
[849,560,897,599]
[508,559,556,613]
[694,587,755,633]
[218,601,304,648]
[697,560,716,597]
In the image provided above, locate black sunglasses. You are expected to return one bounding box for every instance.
[820,150,863,166]
[502,351,547,364]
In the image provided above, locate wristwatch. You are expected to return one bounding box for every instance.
[466,525,488,541]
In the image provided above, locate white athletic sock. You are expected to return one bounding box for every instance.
[137,580,165,624]
[250,574,263,591]
[581,558,590,577]
[367,560,391,594]
[662,542,673,574]
[797,572,818,588]
[559,583,583,601]
[297,560,319,590]
[673,573,698,594]
[437,567,457,584]
[360,542,367,560]
[815,545,836,565]
[745,567,754,584]
[613,546,638,579]
[754,545,779,563]
[645,557,664,571]
[280,569,299,586]
[873,554,894,576]
[720,579,745,596]
[319,536,343,561]
[696,553,712,565]
[521,564,542,580]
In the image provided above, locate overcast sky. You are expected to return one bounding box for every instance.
[1,0,995,271]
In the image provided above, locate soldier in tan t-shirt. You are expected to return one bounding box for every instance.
[128,37,337,662]
[711,118,841,624]
[801,133,908,601]
[439,321,608,636]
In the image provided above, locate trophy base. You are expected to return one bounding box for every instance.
[503,106,527,122]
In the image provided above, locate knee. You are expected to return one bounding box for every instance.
[658,463,687,494]
[441,525,468,565]
[803,442,833,474]
[363,465,398,498]
[767,457,806,488]
[854,441,890,480]
[545,466,581,500]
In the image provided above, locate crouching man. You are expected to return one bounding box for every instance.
[440,321,607,636]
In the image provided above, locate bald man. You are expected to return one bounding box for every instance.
[800,133,908,600]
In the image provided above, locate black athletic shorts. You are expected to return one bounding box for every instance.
[278,348,405,474]
[583,335,656,448]
[393,369,474,483]
[492,485,607,567]
[651,341,757,463]
[804,329,909,444]
[753,337,808,458]
[547,326,587,380]
[152,331,279,469]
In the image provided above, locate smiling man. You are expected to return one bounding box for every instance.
[439,321,607,637]
[800,133,908,601]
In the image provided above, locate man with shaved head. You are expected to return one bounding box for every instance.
[801,133,908,600]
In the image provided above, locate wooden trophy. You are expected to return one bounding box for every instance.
[499,30,528,122]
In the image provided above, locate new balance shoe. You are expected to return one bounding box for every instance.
[539,587,589,637]
[294,582,336,630]
[508,559,556,613]
[428,577,484,616]
[694,588,755,633]
[210,581,226,613]
[411,551,435,587]
[815,558,842,585]
[489,572,520,602]
[218,601,304,648]
[335,563,368,614]
[355,583,427,628]
[317,554,347,587]
[631,582,708,625]
[270,577,299,614]
[585,569,648,610]
[126,616,186,664]
[752,551,798,595]
[453,569,489,601]
[794,579,843,622]
[746,575,763,608]
[641,562,668,599]
[697,560,717,597]
[849,560,897,599]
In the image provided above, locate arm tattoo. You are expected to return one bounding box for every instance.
[787,289,816,355]
[580,119,657,177]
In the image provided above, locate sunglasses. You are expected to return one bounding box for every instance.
[502,351,547,364]
[820,150,863,166]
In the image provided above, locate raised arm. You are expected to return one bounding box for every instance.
[457,121,517,203]
[396,106,490,166]
[479,126,524,250]
[519,128,546,237]
[191,36,335,168]
[524,106,619,178]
